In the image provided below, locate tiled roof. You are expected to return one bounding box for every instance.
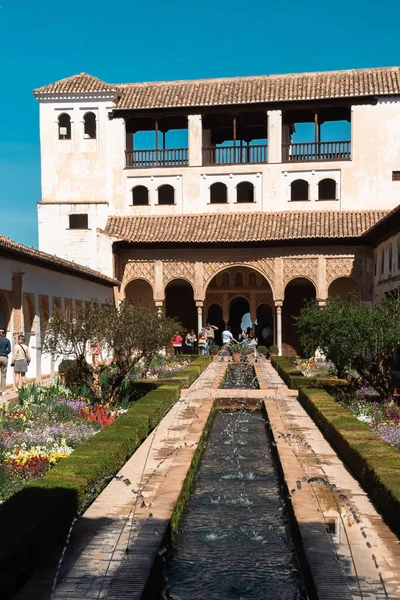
[0,234,118,286]
[33,72,117,96]
[362,203,400,242]
[33,66,400,108]
[103,211,388,244]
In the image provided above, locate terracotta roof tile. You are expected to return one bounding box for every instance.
[0,234,118,286]
[103,211,388,244]
[34,67,400,108]
[33,72,117,96]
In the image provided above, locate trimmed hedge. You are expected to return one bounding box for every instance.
[271,355,349,394]
[299,388,400,536]
[0,355,211,600]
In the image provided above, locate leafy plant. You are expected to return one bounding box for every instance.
[268,345,279,355]
[209,344,220,355]
[297,295,400,400]
[256,345,268,356]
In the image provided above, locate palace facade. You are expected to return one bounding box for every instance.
[33,66,400,353]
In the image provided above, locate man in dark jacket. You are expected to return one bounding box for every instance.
[0,329,11,398]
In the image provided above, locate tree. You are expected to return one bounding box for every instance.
[42,301,180,403]
[296,295,400,400]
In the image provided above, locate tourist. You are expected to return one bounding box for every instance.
[221,326,238,346]
[0,329,11,399]
[205,322,218,351]
[171,331,183,355]
[185,329,197,354]
[198,329,207,355]
[261,324,272,347]
[238,329,248,345]
[12,334,31,390]
[90,340,102,366]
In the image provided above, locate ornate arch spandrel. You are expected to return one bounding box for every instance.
[121,261,155,290]
[282,258,319,291]
[325,257,363,287]
[162,261,196,289]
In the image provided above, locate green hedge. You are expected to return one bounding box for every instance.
[0,355,212,600]
[271,355,349,394]
[298,388,400,536]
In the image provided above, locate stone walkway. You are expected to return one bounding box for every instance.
[14,359,400,600]
[262,361,400,600]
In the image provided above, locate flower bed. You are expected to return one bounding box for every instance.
[295,357,337,378]
[271,356,349,394]
[343,394,400,452]
[0,383,125,503]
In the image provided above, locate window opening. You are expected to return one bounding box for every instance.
[318,178,336,200]
[158,184,175,205]
[290,179,309,201]
[237,181,254,203]
[210,182,228,204]
[58,113,71,140]
[83,112,96,139]
[132,186,149,206]
[69,214,88,229]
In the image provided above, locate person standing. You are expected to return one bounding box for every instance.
[12,334,31,390]
[198,328,207,355]
[171,331,183,355]
[221,326,238,346]
[185,329,197,354]
[205,323,218,353]
[0,329,11,399]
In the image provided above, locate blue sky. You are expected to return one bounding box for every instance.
[0,0,399,247]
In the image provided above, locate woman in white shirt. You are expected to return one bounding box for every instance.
[13,334,31,390]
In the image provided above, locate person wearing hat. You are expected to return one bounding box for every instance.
[204,322,218,354]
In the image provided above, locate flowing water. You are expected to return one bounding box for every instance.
[158,411,307,600]
[220,364,260,389]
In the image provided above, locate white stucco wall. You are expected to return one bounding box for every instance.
[0,255,114,385]
[373,232,400,302]
[37,93,400,267]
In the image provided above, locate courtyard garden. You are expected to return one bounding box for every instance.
[0,301,195,503]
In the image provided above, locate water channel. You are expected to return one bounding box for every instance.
[220,363,260,389]
[157,408,308,599]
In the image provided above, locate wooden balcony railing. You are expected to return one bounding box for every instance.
[126,148,188,168]
[202,144,268,165]
[282,141,351,162]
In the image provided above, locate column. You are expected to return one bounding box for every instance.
[196,301,203,333]
[188,114,202,166]
[267,110,282,163]
[48,299,55,378]
[275,301,283,356]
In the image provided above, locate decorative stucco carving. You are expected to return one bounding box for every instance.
[204,292,224,310]
[283,257,319,288]
[255,291,274,308]
[202,259,275,290]
[326,257,363,286]
[163,261,196,288]
[122,261,155,288]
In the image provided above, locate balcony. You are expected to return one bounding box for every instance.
[282,141,351,162]
[202,144,268,166]
[126,148,188,168]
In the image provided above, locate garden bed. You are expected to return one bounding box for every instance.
[298,388,400,537]
[270,355,349,394]
[0,355,211,600]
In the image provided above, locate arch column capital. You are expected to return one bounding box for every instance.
[274,299,283,309]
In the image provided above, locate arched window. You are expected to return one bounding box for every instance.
[248,272,257,286]
[132,186,149,206]
[83,112,96,139]
[58,113,71,140]
[290,179,309,201]
[158,184,175,205]
[237,181,254,203]
[210,182,227,204]
[318,178,336,200]
[221,272,230,288]
[234,272,244,287]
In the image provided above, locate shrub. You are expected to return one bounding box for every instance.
[257,346,268,356]
[298,388,400,536]
[268,345,279,355]
[209,344,220,355]
[57,359,76,374]
[0,356,211,600]
[270,356,349,395]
